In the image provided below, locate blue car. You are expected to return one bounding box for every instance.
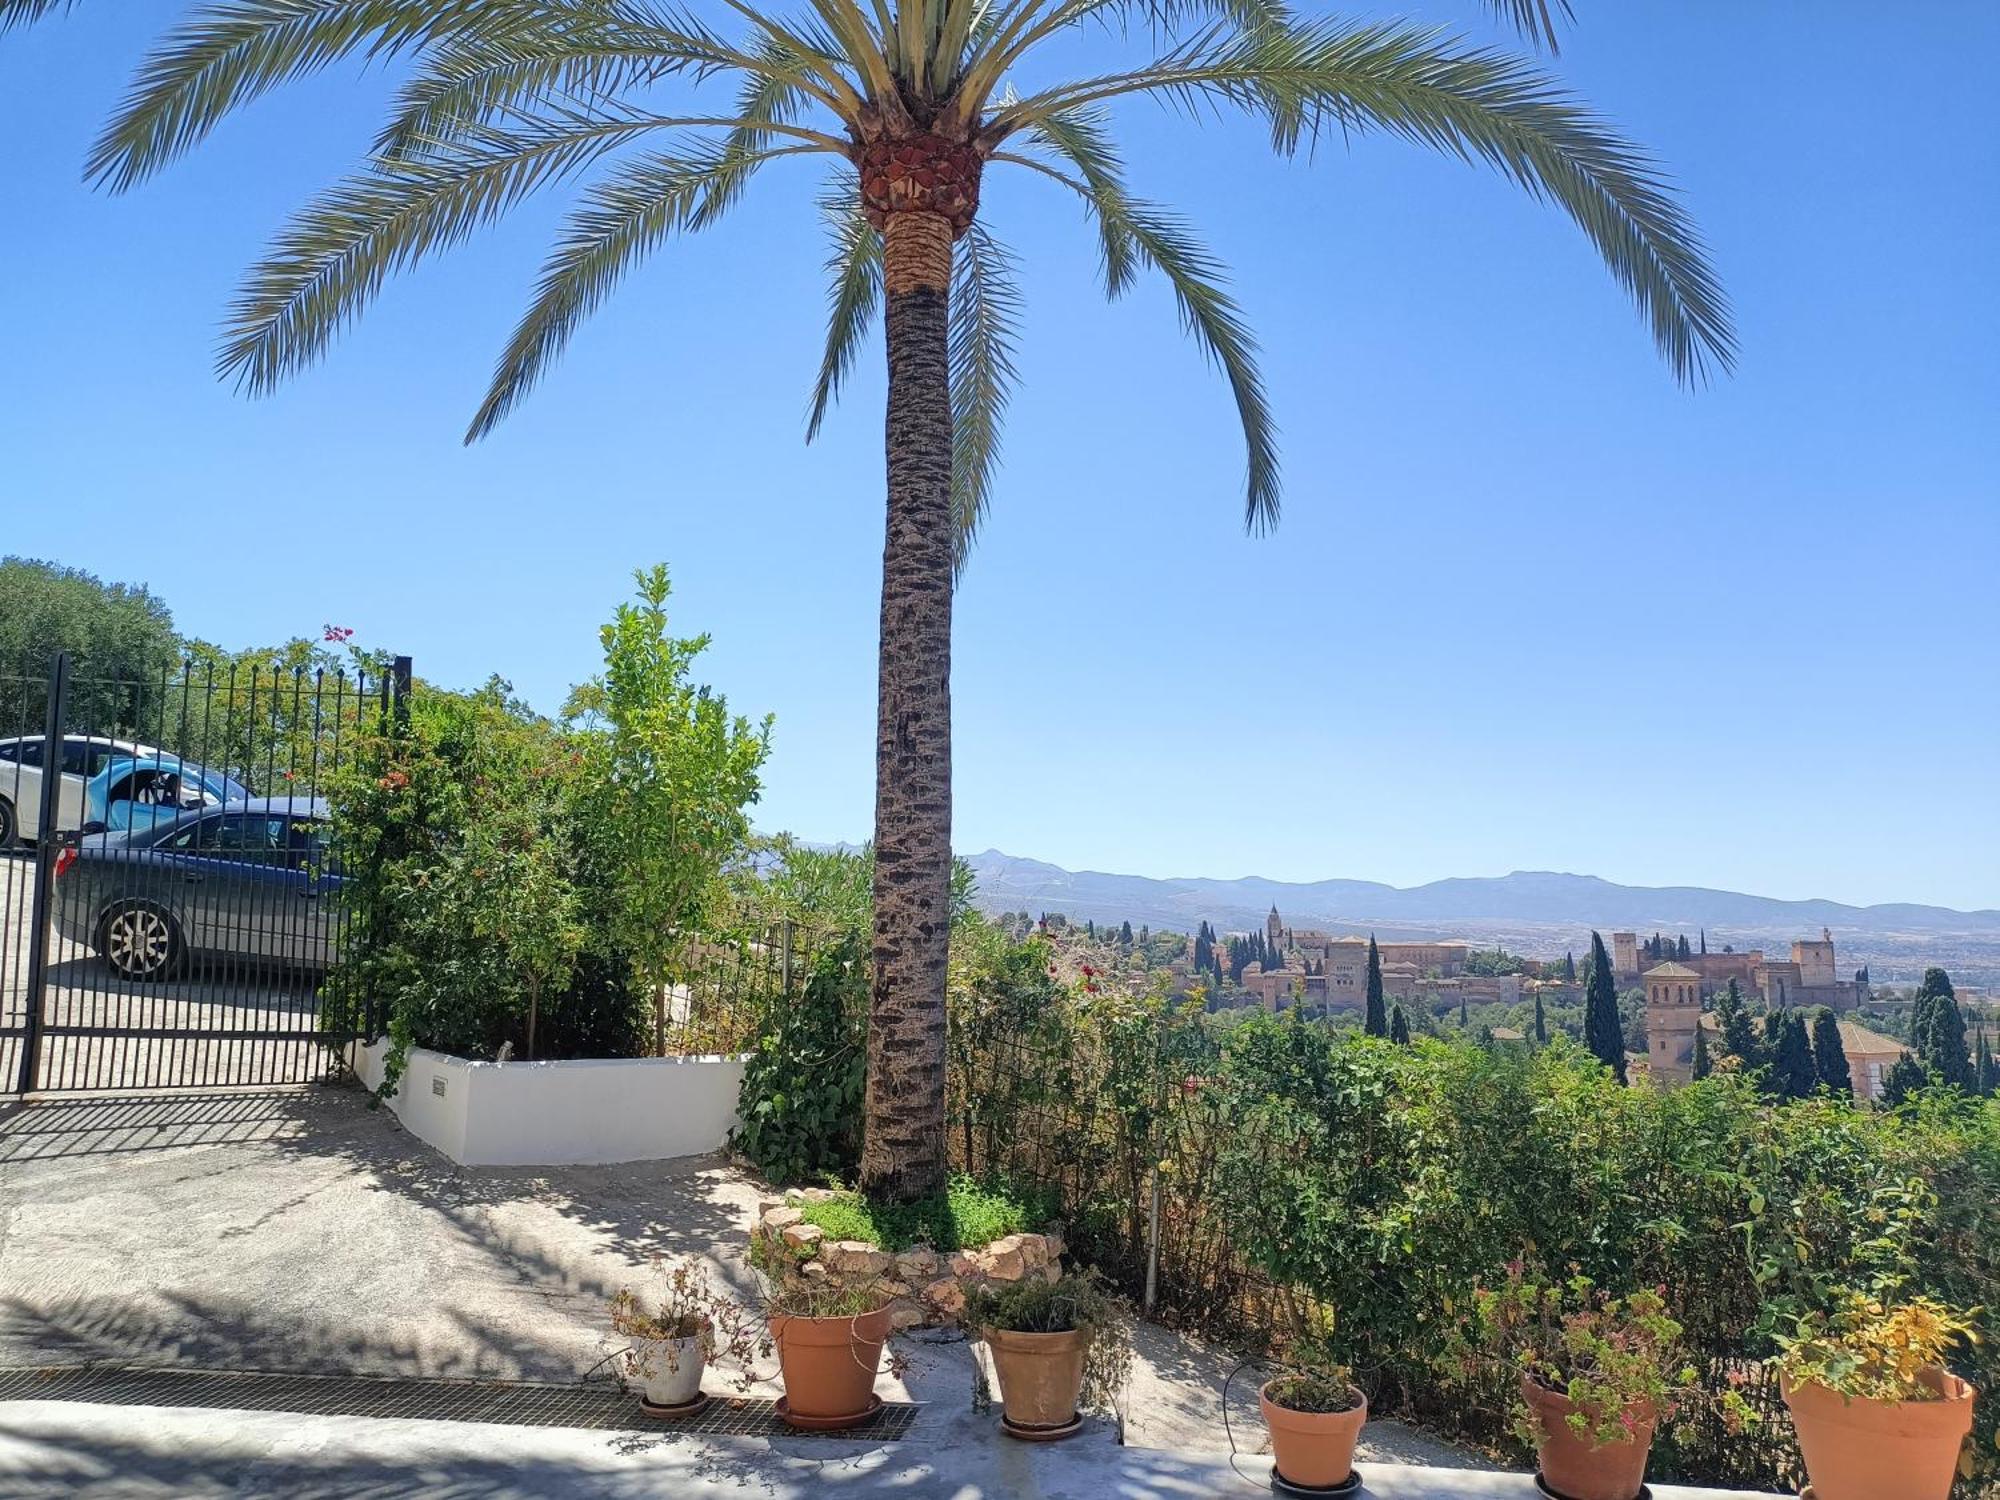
[84,752,251,836]
[54,796,343,979]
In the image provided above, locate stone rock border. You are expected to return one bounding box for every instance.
[754,1189,1065,1330]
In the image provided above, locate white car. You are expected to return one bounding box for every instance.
[0,735,161,846]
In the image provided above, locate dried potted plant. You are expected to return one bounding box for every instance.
[966,1270,1132,1442]
[765,1279,894,1430]
[1259,1334,1368,1492]
[1775,1292,1977,1500]
[608,1258,766,1416]
[1446,1262,1702,1500]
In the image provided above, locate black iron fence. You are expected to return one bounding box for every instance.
[0,650,404,1094]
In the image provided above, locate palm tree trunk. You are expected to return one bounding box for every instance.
[859,208,955,1202]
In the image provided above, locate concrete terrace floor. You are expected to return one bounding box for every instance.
[0,1085,1786,1498]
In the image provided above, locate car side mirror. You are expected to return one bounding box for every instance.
[80,821,106,836]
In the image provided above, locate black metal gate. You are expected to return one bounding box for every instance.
[0,650,405,1094]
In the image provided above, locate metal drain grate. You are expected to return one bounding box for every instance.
[0,1365,919,1442]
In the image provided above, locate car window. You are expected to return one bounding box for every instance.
[9,741,44,769]
[60,739,121,777]
[166,813,290,861]
[0,741,17,765]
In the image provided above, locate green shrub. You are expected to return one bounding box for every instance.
[945,956,2000,1496]
[732,936,867,1184]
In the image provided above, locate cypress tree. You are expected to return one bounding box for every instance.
[1692,1023,1712,1080]
[1534,989,1548,1045]
[1773,1011,1818,1100]
[1563,951,1576,982]
[1715,978,1760,1066]
[1583,931,1627,1083]
[1390,1004,1411,1045]
[1119,920,1133,947]
[1087,919,1096,939]
[1363,935,1387,1037]
[1809,1006,1852,1096]
[1677,934,1691,960]
[1913,970,1972,1088]
[1881,1053,1931,1107]
[1459,994,1469,1029]
[1975,1027,1995,1097]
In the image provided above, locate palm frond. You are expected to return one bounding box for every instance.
[1024,109,1136,296]
[1480,0,1571,54]
[0,0,76,31]
[1116,200,1278,533]
[221,106,668,395]
[994,19,1736,383]
[467,138,829,441]
[806,190,882,441]
[949,222,1022,575]
[691,42,813,228]
[89,0,474,191]
[374,33,701,162]
[998,147,1277,532]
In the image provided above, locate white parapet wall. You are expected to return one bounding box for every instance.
[345,1040,746,1167]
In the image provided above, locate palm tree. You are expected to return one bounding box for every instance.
[12,0,1731,1200]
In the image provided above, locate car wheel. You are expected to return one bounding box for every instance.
[0,797,13,850]
[99,903,183,981]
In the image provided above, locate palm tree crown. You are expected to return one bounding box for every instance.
[13,0,1731,560]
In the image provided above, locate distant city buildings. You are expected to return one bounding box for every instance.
[1642,929,1904,1095]
[1614,927,1868,1012]
[1240,910,1519,1013]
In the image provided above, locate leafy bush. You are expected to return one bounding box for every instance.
[795,1175,1052,1252]
[321,569,766,1094]
[732,936,867,1184]
[944,945,2000,1496]
[1774,1293,1977,1404]
[321,683,638,1092]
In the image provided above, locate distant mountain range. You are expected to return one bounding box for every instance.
[961,851,2000,984]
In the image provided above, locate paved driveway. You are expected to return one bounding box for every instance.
[0,1086,1493,1484]
[0,851,330,1093]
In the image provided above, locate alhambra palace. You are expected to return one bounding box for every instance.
[1232,911,1912,1101]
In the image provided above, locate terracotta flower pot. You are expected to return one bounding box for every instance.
[1783,1368,1975,1500]
[1260,1380,1368,1490]
[983,1326,1088,1434]
[770,1306,891,1428]
[1521,1375,1656,1500]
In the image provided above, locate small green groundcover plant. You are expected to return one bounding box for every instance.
[793,1176,1055,1254]
[965,1269,1134,1416]
[1774,1293,1978,1403]
[1444,1261,1722,1451]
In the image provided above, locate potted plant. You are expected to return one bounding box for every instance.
[966,1270,1132,1441]
[766,1280,893,1430]
[608,1259,766,1415]
[1775,1292,1977,1500]
[1447,1262,1698,1500]
[1259,1339,1368,1492]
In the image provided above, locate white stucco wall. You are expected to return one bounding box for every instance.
[345,1040,744,1167]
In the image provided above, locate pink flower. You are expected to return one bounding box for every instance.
[322,624,355,644]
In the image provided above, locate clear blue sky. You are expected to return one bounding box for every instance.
[3,4,1995,910]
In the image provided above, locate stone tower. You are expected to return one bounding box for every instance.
[1611,931,1640,979]
[1792,929,1836,988]
[1645,961,1703,1085]
[1266,906,1283,952]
